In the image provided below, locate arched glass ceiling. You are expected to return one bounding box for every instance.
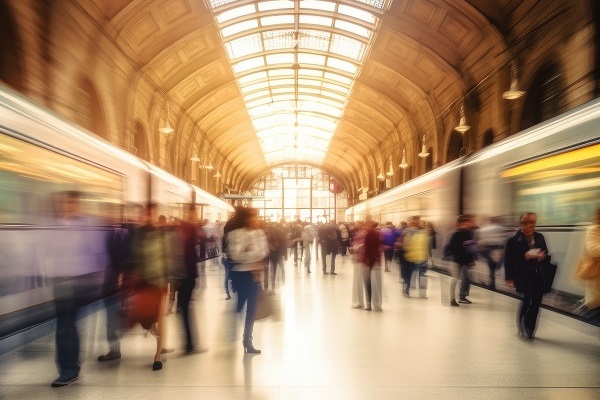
[208,0,390,165]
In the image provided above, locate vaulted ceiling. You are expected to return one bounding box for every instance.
[97,0,514,193]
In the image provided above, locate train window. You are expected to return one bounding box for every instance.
[502,143,600,225]
[0,134,123,224]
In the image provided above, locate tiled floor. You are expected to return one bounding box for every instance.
[1,255,599,400]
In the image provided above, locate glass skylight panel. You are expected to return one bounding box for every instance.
[209,0,389,165]
[301,87,321,95]
[233,57,265,73]
[226,34,263,59]
[298,53,326,66]
[221,19,259,37]
[263,30,295,50]
[260,15,294,26]
[265,53,294,65]
[268,68,294,77]
[299,115,337,131]
[245,96,272,108]
[297,78,322,87]
[257,1,295,12]
[268,78,295,87]
[322,91,346,101]
[216,4,256,24]
[271,87,292,94]
[327,57,358,74]
[298,68,323,77]
[244,91,270,102]
[208,0,238,9]
[299,15,333,27]
[330,34,365,61]
[317,97,345,109]
[299,30,330,52]
[322,82,350,94]
[324,72,352,84]
[248,104,273,117]
[299,1,336,12]
[338,4,376,24]
[240,81,269,94]
[355,0,387,10]
[334,20,371,38]
[238,71,268,85]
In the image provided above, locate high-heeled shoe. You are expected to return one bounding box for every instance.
[243,341,261,354]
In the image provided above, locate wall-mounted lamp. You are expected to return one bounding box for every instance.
[503,61,526,100]
[418,136,430,158]
[455,105,470,133]
[377,171,385,181]
[399,149,408,169]
[213,172,221,178]
[159,102,174,134]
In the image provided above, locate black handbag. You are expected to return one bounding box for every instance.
[541,261,557,294]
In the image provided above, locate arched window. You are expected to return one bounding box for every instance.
[446,131,463,162]
[0,1,24,90]
[75,78,108,139]
[133,121,149,161]
[520,63,564,131]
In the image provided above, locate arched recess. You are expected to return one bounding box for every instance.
[446,131,464,163]
[482,128,494,147]
[0,1,24,91]
[75,77,108,140]
[520,63,565,131]
[133,121,149,161]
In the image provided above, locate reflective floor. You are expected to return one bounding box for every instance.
[1,254,600,400]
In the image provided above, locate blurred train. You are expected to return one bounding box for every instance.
[0,83,232,339]
[346,98,600,321]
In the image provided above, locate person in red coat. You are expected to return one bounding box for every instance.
[361,220,382,311]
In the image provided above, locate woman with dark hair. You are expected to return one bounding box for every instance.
[227,207,269,353]
[504,212,549,339]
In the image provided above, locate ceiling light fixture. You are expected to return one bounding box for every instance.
[159,102,174,134]
[399,149,408,169]
[455,105,471,133]
[418,136,430,158]
[503,60,526,100]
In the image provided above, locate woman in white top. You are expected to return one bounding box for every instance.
[227,207,269,353]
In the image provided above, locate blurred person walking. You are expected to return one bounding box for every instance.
[477,216,507,291]
[444,215,478,306]
[177,206,200,353]
[49,191,107,387]
[301,222,317,273]
[403,216,429,298]
[227,207,270,354]
[504,212,549,339]
[266,222,287,293]
[319,222,340,274]
[361,220,382,311]
[574,207,600,315]
[97,204,141,362]
[381,222,399,272]
[130,203,177,370]
[351,222,366,308]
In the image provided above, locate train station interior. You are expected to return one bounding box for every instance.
[1,0,600,399]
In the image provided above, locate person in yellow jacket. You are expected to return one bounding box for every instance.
[403,216,429,298]
[575,207,600,316]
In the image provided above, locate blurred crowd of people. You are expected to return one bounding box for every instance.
[40,195,600,388]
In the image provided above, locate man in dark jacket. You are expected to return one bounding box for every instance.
[444,214,477,306]
[504,212,549,339]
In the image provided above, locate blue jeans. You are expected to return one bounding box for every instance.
[230,271,260,341]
